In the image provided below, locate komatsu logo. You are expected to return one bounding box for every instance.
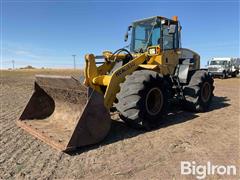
[115,63,135,77]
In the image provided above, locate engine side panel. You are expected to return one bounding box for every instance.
[148,48,200,75]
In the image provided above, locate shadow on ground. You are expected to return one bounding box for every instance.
[69,96,230,156]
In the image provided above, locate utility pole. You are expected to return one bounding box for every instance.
[12,60,15,70]
[72,55,76,70]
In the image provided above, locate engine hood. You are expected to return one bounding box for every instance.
[207,65,224,68]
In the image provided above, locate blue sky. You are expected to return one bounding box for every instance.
[1,0,239,69]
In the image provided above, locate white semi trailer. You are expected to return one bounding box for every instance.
[207,57,240,78]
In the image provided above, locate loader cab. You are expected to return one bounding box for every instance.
[127,16,180,53]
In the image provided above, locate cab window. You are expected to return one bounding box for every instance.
[162,24,178,50]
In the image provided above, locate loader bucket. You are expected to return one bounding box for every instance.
[16,75,111,152]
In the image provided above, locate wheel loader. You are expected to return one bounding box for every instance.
[17,16,214,152]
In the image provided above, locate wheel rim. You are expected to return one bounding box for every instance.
[223,72,226,78]
[201,82,211,103]
[145,87,163,116]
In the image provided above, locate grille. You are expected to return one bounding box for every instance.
[208,67,218,71]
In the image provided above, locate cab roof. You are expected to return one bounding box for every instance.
[132,16,177,24]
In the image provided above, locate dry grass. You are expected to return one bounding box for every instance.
[1,69,83,79]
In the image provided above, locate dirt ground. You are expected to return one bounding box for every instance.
[0,69,239,180]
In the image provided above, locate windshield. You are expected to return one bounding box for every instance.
[130,18,160,53]
[210,60,228,65]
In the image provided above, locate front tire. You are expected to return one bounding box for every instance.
[182,70,214,112]
[116,70,170,129]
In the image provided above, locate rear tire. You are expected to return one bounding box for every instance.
[116,70,170,129]
[231,71,237,77]
[182,70,214,112]
[222,71,227,79]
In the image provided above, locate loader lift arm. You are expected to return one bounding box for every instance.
[84,53,147,109]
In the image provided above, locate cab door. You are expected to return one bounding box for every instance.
[161,23,180,75]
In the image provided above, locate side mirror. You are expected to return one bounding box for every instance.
[179,26,182,32]
[207,61,209,65]
[124,33,128,42]
[128,25,132,31]
[168,24,176,34]
[124,25,132,42]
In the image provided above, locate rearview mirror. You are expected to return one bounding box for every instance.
[124,33,128,42]
[128,25,132,31]
[124,25,132,42]
[168,24,176,34]
[179,25,182,31]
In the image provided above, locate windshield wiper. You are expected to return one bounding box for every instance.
[143,18,158,50]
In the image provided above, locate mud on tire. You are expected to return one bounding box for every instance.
[182,70,214,112]
[115,70,170,129]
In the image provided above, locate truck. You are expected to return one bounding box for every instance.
[207,57,240,78]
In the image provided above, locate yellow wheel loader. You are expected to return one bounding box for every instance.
[17,16,214,152]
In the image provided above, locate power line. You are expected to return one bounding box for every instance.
[12,60,15,69]
[72,55,76,70]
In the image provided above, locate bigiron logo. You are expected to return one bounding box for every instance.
[180,161,237,179]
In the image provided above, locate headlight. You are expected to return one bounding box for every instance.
[148,48,156,55]
[217,67,223,71]
[147,46,160,55]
